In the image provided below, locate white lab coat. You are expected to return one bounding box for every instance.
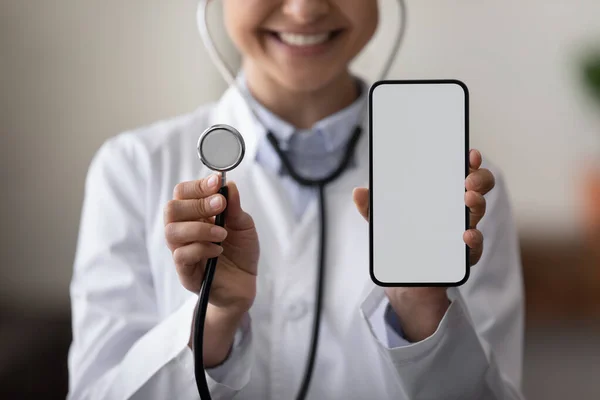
[68,84,525,400]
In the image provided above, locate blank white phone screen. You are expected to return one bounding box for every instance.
[370,81,469,286]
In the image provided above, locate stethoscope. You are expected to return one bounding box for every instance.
[193,1,408,399]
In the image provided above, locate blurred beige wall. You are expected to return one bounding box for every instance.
[0,0,238,314]
[1,0,600,314]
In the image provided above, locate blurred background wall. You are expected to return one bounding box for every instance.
[1,0,599,398]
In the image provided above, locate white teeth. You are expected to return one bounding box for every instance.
[278,32,331,46]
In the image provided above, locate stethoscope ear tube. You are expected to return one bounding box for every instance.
[193,185,229,400]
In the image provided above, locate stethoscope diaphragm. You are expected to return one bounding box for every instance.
[197,124,245,172]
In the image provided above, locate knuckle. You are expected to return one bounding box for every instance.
[195,180,206,197]
[173,183,185,199]
[163,200,178,223]
[164,222,179,242]
[466,191,476,205]
[194,198,208,216]
[468,194,486,217]
[172,247,185,265]
[174,245,199,267]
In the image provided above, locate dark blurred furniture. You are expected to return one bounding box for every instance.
[0,311,71,399]
[521,235,600,322]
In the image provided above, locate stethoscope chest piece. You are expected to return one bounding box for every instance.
[197,124,246,172]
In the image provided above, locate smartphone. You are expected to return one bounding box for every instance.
[369,80,469,286]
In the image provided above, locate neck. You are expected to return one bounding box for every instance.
[242,62,359,129]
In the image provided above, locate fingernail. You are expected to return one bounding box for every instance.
[210,195,222,209]
[207,175,218,189]
[211,226,228,240]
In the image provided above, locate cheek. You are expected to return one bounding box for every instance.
[358,3,379,41]
[342,1,378,52]
[223,0,268,58]
[223,3,245,45]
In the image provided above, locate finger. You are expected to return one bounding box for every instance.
[173,174,221,200]
[465,168,495,195]
[173,242,224,276]
[163,195,227,224]
[463,229,484,265]
[352,187,369,221]
[469,149,482,172]
[165,221,228,250]
[465,191,486,229]
[223,181,254,231]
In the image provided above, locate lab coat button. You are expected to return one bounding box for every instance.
[287,301,308,320]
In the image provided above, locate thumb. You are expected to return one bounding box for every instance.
[353,187,369,222]
[224,181,254,231]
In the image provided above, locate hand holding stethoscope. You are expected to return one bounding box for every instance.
[163,126,260,372]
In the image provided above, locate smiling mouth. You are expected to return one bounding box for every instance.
[267,30,344,47]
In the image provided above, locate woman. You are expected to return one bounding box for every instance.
[68,1,525,399]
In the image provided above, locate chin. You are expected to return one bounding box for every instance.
[276,67,345,94]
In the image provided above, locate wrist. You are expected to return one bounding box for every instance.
[386,288,450,343]
[189,304,246,368]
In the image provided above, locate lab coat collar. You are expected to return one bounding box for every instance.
[234,72,368,153]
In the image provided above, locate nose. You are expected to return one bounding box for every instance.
[282,0,330,24]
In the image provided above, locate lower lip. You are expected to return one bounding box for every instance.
[266,32,341,57]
